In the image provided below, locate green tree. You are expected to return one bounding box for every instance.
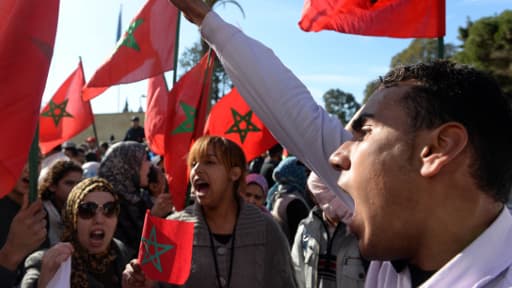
[454,10,512,96]
[322,89,361,125]
[362,79,380,104]
[179,0,245,103]
[363,38,458,104]
[390,39,458,68]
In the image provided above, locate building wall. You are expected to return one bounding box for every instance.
[71,112,145,146]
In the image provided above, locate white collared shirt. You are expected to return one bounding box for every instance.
[365,209,512,288]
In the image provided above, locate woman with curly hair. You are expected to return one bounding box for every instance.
[38,160,83,246]
[22,177,130,287]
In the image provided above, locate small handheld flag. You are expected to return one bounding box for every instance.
[138,210,194,284]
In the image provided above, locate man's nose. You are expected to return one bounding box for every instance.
[329,144,351,172]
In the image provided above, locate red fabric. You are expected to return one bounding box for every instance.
[138,210,194,284]
[145,74,169,156]
[204,88,278,162]
[164,52,215,211]
[83,0,179,100]
[0,0,59,198]
[39,62,93,155]
[299,0,445,38]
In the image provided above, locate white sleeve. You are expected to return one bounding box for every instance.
[200,12,354,210]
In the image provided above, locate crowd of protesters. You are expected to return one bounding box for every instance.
[2,0,512,287]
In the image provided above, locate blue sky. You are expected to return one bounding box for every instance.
[42,0,510,114]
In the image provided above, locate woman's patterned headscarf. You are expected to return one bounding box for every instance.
[61,177,119,288]
[98,141,147,203]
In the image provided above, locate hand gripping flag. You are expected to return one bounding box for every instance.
[204,88,278,162]
[299,0,445,38]
[39,61,93,155]
[0,0,59,198]
[83,0,179,100]
[138,210,194,284]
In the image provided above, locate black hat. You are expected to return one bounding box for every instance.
[131,116,140,122]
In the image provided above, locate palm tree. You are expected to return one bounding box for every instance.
[181,0,245,102]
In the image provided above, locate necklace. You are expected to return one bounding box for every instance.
[202,205,239,288]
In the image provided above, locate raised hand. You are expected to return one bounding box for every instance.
[150,193,174,218]
[167,0,210,25]
[0,193,47,271]
[38,242,74,288]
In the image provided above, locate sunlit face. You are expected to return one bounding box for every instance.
[76,191,118,254]
[139,155,151,188]
[329,83,428,261]
[242,183,265,207]
[51,171,83,210]
[190,146,239,209]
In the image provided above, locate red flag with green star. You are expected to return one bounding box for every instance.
[299,0,445,38]
[145,74,169,156]
[0,0,59,198]
[82,0,179,101]
[39,61,94,155]
[138,210,194,284]
[204,88,278,162]
[164,52,215,211]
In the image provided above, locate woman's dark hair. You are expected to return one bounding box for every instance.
[39,160,83,200]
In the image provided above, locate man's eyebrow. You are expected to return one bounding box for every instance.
[350,113,374,132]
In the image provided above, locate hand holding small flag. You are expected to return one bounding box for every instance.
[136,210,194,284]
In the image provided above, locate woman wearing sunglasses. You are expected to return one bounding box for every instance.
[122,136,296,288]
[21,177,131,288]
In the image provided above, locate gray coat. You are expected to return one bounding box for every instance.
[163,201,297,288]
[291,207,366,288]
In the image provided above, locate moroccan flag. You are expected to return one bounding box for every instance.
[299,0,445,38]
[39,61,94,155]
[164,52,215,211]
[138,210,194,284]
[205,88,278,162]
[0,0,59,198]
[145,74,169,156]
[83,0,179,101]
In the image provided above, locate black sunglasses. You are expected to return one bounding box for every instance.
[77,201,120,219]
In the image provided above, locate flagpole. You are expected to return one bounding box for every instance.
[117,4,123,112]
[28,125,40,203]
[172,11,182,85]
[437,37,444,59]
[79,56,100,145]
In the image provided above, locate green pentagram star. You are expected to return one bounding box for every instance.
[172,102,196,134]
[141,226,174,272]
[118,18,143,51]
[40,99,73,127]
[225,108,261,143]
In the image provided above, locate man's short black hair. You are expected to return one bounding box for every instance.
[381,60,512,203]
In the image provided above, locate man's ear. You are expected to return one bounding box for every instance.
[229,167,242,181]
[420,122,468,177]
